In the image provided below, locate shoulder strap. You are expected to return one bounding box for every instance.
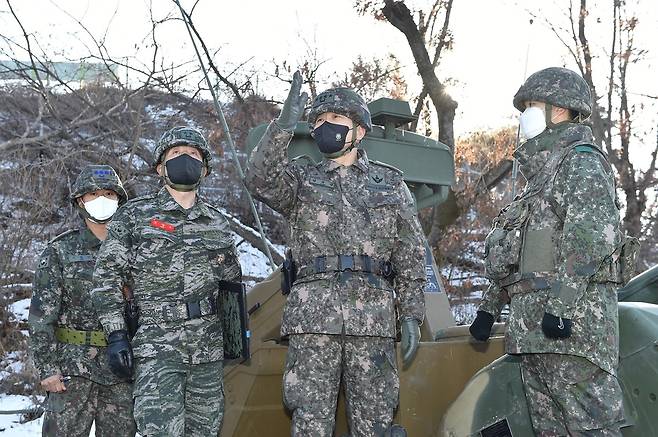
[290,154,317,167]
[48,229,78,244]
[369,159,403,176]
[546,141,613,221]
[129,193,156,203]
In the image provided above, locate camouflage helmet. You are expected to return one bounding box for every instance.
[70,165,128,205]
[153,126,212,174]
[308,87,372,132]
[513,67,592,119]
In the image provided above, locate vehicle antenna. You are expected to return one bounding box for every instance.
[173,0,275,271]
[511,18,534,201]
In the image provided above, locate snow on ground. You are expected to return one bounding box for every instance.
[0,395,44,436]
[8,299,29,323]
[233,233,276,287]
[0,353,24,380]
[145,104,202,131]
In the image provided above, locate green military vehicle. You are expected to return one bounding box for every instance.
[220,98,658,436]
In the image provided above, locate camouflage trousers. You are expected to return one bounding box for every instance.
[133,358,224,437]
[521,353,623,436]
[283,333,399,437]
[42,376,135,437]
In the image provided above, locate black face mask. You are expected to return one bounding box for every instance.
[312,121,351,157]
[164,154,203,191]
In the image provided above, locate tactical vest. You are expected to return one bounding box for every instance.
[484,142,634,292]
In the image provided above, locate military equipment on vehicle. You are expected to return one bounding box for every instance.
[219,97,657,436]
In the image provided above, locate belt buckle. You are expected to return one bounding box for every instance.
[208,296,218,314]
[161,304,176,321]
[186,301,201,319]
[380,260,393,278]
[339,255,354,272]
[360,255,372,273]
[314,256,327,273]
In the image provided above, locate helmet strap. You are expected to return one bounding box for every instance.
[162,162,201,192]
[544,103,556,128]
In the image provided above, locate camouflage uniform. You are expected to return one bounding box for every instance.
[245,112,426,435]
[478,68,624,435]
[92,185,241,436]
[29,166,136,437]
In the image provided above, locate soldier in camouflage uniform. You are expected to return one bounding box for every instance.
[245,71,426,437]
[469,67,625,436]
[91,127,243,437]
[29,165,136,437]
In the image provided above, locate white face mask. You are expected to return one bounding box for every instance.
[519,106,547,140]
[84,196,119,221]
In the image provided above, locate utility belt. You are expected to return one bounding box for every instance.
[297,255,395,280]
[55,327,107,347]
[499,272,553,295]
[281,253,395,295]
[139,295,218,324]
[500,267,621,298]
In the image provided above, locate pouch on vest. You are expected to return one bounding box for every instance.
[616,235,640,285]
[281,248,297,296]
[484,200,531,280]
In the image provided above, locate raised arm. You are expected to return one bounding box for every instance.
[244,71,308,216]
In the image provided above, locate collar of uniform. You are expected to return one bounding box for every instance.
[80,227,101,248]
[156,186,213,220]
[157,186,182,212]
[320,148,369,173]
[187,198,214,220]
[554,123,595,151]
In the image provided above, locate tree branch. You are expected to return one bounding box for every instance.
[382,0,457,150]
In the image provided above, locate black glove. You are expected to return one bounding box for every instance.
[275,70,309,131]
[541,313,572,339]
[469,311,495,342]
[400,318,420,367]
[107,330,134,379]
[384,424,407,437]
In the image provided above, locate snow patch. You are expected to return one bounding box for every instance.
[234,232,275,280]
[0,395,44,436]
[8,299,30,323]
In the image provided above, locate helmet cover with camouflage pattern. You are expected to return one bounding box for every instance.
[70,165,128,205]
[513,67,592,118]
[308,87,372,132]
[153,126,212,174]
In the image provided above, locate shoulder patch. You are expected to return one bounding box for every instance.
[48,229,79,244]
[369,159,403,176]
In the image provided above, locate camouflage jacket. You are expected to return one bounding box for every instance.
[479,123,622,374]
[92,187,241,364]
[245,121,426,339]
[29,228,122,385]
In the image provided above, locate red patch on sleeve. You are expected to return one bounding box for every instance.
[150,218,175,232]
